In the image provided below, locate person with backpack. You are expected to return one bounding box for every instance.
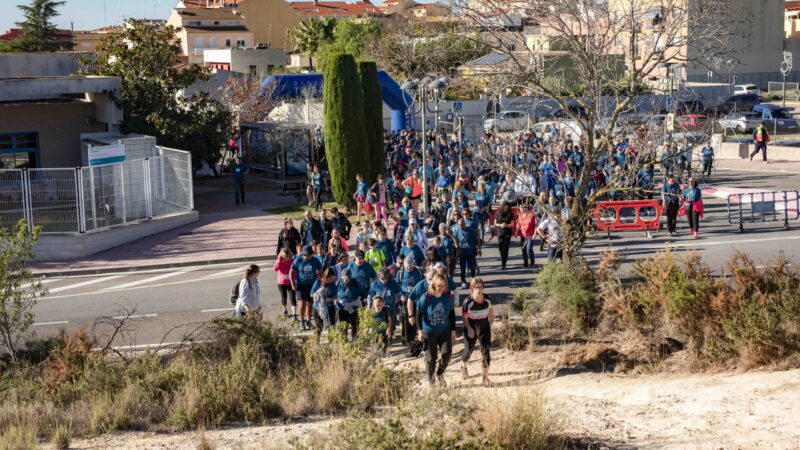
[396,258,424,346]
[460,278,494,387]
[311,268,338,336]
[273,248,297,320]
[750,122,770,162]
[336,268,362,340]
[416,273,457,387]
[290,245,323,331]
[234,264,261,319]
[276,218,302,256]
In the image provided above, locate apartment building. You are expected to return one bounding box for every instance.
[167,4,254,64]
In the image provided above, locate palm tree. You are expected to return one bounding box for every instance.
[286,18,335,71]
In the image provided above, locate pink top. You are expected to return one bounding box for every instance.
[273,258,293,285]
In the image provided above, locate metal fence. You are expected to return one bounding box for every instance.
[768,82,800,101]
[0,147,193,234]
[726,190,800,232]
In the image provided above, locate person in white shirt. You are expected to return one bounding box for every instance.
[235,264,262,319]
[404,219,429,250]
[536,206,564,263]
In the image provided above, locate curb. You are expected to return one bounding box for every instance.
[31,255,279,278]
[716,164,800,174]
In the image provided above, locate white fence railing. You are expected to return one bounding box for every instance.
[0,147,193,234]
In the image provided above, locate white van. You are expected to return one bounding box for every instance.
[531,120,586,143]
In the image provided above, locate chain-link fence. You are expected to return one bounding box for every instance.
[0,147,193,234]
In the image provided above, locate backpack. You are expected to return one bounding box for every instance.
[229,279,248,305]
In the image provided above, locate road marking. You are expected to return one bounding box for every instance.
[33,321,68,326]
[205,267,248,279]
[101,269,198,291]
[47,275,125,294]
[201,308,234,313]
[112,313,158,320]
[20,278,61,290]
[585,234,800,253]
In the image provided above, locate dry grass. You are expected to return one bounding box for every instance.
[49,423,70,449]
[195,426,215,450]
[479,389,565,450]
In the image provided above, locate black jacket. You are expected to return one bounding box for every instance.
[277,227,302,255]
[330,213,352,239]
[300,218,324,245]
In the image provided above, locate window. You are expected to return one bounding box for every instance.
[209,37,217,48]
[0,132,39,169]
[189,21,201,26]
[225,38,232,48]
[195,37,205,49]
[236,39,246,47]
[249,65,257,76]
[214,21,220,25]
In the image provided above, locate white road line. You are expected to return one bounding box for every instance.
[201,308,234,313]
[33,321,68,326]
[20,278,61,290]
[111,313,158,320]
[47,275,125,294]
[101,269,198,291]
[205,267,248,279]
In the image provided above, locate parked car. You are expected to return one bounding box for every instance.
[710,94,761,115]
[483,110,529,132]
[734,84,761,97]
[531,120,594,143]
[717,111,762,134]
[675,114,711,132]
[751,104,800,133]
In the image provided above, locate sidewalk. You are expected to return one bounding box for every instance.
[716,159,800,173]
[29,179,301,276]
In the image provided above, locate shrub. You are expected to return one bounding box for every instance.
[481,390,564,449]
[494,321,535,351]
[537,260,599,333]
[0,420,38,450]
[49,422,70,450]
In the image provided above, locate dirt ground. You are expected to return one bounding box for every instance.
[68,342,800,450]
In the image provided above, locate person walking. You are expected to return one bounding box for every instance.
[661,176,681,237]
[455,218,479,289]
[536,206,563,263]
[277,219,302,256]
[416,273,457,387]
[290,245,323,331]
[460,278,494,387]
[232,155,247,206]
[396,258,424,346]
[353,173,369,225]
[336,268,362,341]
[518,204,537,269]
[234,264,261,319]
[750,121,770,162]
[682,178,704,239]
[311,165,324,210]
[370,174,389,226]
[700,141,714,178]
[273,248,297,320]
[494,201,515,270]
[300,210,324,248]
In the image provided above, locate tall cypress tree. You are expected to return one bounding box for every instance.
[357,61,385,183]
[323,54,368,208]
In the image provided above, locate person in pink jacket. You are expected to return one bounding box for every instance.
[274,247,297,319]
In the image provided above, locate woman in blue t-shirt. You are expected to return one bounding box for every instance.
[682,178,703,239]
[353,173,369,225]
[416,273,456,387]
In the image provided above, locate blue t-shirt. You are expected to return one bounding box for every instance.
[376,239,395,264]
[346,261,377,295]
[662,182,680,201]
[400,246,425,267]
[292,256,322,286]
[473,192,490,209]
[438,234,455,258]
[368,278,402,309]
[336,279,361,304]
[396,267,423,295]
[701,147,714,163]
[311,279,337,307]
[683,187,702,203]
[455,227,478,255]
[232,162,247,182]
[418,292,452,335]
[312,172,322,189]
[356,181,368,197]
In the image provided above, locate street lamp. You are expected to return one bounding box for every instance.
[401,75,450,218]
[725,59,735,95]
[657,62,685,97]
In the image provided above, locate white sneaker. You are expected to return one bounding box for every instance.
[461,282,467,289]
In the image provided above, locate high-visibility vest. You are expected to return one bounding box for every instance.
[755,127,769,143]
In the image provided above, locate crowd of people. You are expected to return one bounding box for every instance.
[235,122,710,387]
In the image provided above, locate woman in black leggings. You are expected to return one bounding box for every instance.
[494,201,515,270]
[461,278,494,387]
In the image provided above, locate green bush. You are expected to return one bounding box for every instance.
[537,261,599,333]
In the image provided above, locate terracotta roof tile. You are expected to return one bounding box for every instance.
[289,1,383,17]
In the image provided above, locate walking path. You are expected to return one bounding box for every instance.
[716,158,800,173]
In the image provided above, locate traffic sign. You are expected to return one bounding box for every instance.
[452,101,463,112]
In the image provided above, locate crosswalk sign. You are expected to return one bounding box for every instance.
[452,101,463,112]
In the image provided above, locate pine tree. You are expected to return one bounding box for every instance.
[13,0,70,52]
[323,54,368,208]
[357,61,385,184]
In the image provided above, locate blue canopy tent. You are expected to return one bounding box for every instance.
[260,71,412,132]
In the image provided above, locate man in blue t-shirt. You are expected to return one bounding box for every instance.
[347,250,377,301]
[290,245,323,331]
[454,218,479,288]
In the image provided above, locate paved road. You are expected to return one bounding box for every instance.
[29,169,800,347]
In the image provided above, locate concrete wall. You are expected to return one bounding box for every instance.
[231,48,286,77]
[0,76,121,102]
[0,52,89,78]
[33,211,199,261]
[0,101,107,168]
[718,140,800,161]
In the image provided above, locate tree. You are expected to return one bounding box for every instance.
[13,0,71,52]
[86,20,229,174]
[324,54,368,208]
[358,61,385,183]
[0,221,47,362]
[317,18,381,71]
[286,18,336,71]
[457,0,737,258]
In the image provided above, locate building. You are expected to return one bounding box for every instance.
[609,0,787,88]
[407,3,453,21]
[204,47,286,76]
[786,1,800,38]
[288,0,384,18]
[73,26,123,53]
[166,4,255,64]
[0,53,122,169]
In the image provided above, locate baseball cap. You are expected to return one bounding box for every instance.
[301,245,313,256]
[409,219,417,225]
[355,250,365,259]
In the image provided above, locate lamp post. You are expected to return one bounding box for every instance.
[725,59,735,95]
[401,76,450,218]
